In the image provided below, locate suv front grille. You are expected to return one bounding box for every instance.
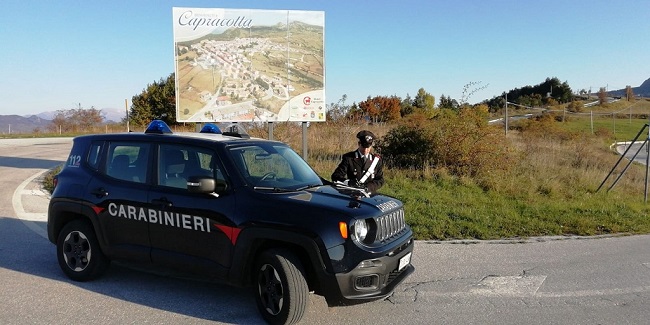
[387,265,406,285]
[375,208,406,243]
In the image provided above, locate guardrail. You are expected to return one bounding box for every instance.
[597,123,650,202]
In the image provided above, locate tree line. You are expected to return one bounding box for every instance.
[50,73,631,131]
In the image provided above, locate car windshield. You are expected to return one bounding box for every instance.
[228,144,323,190]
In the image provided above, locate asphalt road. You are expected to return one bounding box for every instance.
[2,138,650,324]
[617,141,649,166]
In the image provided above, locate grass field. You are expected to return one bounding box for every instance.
[526,98,650,141]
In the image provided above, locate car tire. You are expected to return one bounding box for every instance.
[254,248,308,325]
[56,219,109,281]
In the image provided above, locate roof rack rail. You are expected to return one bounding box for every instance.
[220,123,250,139]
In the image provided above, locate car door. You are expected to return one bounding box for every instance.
[84,141,152,262]
[147,143,237,278]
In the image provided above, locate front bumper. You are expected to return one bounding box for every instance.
[329,237,415,304]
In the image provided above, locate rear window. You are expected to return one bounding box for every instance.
[105,142,149,183]
[86,142,102,170]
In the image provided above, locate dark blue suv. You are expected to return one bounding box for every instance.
[47,120,414,324]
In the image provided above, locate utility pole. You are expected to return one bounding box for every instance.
[646,114,650,203]
[504,94,508,136]
[643,116,650,203]
[125,99,130,132]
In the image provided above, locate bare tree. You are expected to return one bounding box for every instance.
[625,85,634,101]
[598,87,608,105]
[48,104,105,133]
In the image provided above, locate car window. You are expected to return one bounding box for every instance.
[230,144,321,189]
[244,147,293,179]
[86,142,102,171]
[158,144,224,189]
[105,142,149,183]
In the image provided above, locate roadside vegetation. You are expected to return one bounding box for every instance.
[254,100,650,240]
[37,75,650,240]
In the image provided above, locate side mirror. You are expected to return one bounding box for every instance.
[187,176,216,194]
[215,180,228,192]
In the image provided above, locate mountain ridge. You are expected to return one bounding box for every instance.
[609,77,650,97]
[0,107,126,134]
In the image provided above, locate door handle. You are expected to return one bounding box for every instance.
[152,197,173,207]
[91,187,108,198]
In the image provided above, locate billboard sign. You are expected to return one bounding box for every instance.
[173,7,325,122]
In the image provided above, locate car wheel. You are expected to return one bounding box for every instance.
[255,248,308,325]
[56,219,109,281]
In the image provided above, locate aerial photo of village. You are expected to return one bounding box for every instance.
[174,14,324,123]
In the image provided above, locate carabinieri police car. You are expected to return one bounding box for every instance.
[47,120,414,325]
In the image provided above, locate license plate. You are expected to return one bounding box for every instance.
[398,252,411,271]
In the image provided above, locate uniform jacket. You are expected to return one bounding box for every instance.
[331,150,384,193]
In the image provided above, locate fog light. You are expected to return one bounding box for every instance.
[354,274,379,290]
[358,259,383,268]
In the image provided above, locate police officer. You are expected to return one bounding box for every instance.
[331,130,384,194]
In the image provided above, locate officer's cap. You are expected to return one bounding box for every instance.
[356,130,375,147]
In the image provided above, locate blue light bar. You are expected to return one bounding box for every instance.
[144,120,173,134]
[200,123,222,134]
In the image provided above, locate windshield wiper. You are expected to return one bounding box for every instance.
[332,181,371,198]
[295,184,322,191]
[253,186,294,193]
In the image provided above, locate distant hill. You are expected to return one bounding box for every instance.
[0,115,51,134]
[101,107,127,122]
[609,78,650,97]
[0,107,125,134]
[34,107,125,123]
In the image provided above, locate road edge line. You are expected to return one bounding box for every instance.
[12,169,49,240]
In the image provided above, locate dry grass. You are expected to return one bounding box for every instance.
[247,120,392,165]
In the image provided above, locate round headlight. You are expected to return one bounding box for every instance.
[353,219,368,242]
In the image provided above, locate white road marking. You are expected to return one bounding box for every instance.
[12,170,49,240]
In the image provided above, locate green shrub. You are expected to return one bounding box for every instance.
[376,124,435,169]
[42,165,63,194]
[567,100,584,113]
[377,108,513,179]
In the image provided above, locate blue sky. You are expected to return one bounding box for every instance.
[1,0,648,116]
